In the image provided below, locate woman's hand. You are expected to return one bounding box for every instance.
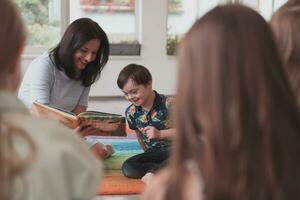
[72,105,87,115]
[75,125,97,137]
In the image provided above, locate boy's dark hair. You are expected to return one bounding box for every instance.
[50,18,109,87]
[117,64,152,89]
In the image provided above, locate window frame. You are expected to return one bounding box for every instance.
[23,0,141,57]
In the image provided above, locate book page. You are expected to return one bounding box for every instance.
[32,102,80,129]
[78,112,126,136]
[79,111,123,118]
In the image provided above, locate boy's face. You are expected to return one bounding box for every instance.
[122,79,152,107]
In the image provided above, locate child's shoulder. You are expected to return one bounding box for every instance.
[161,95,174,109]
[125,103,137,115]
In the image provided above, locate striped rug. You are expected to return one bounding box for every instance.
[87,135,145,195]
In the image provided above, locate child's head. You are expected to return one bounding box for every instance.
[166,4,300,200]
[0,1,36,199]
[117,63,152,89]
[117,64,153,106]
[0,0,25,91]
[270,0,300,108]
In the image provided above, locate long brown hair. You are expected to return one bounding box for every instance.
[0,0,25,76]
[0,0,36,199]
[166,4,300,200]
[270,0,300,108]
[50,18,109,87]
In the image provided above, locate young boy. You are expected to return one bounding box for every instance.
[117,63,175,182]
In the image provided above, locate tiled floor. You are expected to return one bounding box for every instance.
[93,195,139,200]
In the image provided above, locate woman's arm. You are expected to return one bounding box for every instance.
[27,57,54,107]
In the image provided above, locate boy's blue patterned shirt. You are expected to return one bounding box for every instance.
[125,91,173,149]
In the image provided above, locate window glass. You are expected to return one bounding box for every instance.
[240,0,259,10]
[167,0,219,55]
[16,0,61,48]
[273,0,287,11]
[70,0,137,44]
[239,0,288,19]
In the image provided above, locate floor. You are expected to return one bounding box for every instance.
[93,195,139,200]
[91,136,142,200]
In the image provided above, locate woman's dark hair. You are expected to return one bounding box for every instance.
[270,0,300,108]
[165,4,300,200]
[117,63,152,89]
[50,18,109,87]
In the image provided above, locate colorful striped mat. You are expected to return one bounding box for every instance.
[87,135,145,195]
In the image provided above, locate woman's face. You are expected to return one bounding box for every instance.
[73,39,100,70]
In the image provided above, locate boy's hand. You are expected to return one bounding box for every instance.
[142,126,161,140]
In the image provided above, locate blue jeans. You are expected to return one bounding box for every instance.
[121,147,169,179]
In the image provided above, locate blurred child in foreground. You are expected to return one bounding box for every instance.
[142,4,300,200]
[0,0,102,199]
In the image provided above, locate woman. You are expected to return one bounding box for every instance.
[18,17,109,114]
[18,18,113,159]
[270,0,300,108]
[142,4,300,200]
[0,0,102,199]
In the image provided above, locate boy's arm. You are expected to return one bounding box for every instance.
[142,126,175,140]
[158,128,175,140]
[135,130,147,151]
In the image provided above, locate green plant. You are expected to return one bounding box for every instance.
[16,0,60,47]
[168,0,182,12]
[167,34,180,55]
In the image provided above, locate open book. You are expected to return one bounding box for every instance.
[32,102,126,136]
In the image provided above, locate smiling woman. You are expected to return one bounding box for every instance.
[17,17,110,159]
[18,18,109,113]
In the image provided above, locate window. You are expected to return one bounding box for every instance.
[239,0,259,10]
[272,0,287,11]
[16,0,61,52]
[16,0,140,55]
[71,0,138,44]
[238,0,288,19]
[167,0,219,55]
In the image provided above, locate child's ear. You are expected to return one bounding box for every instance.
[144,81,153,90]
